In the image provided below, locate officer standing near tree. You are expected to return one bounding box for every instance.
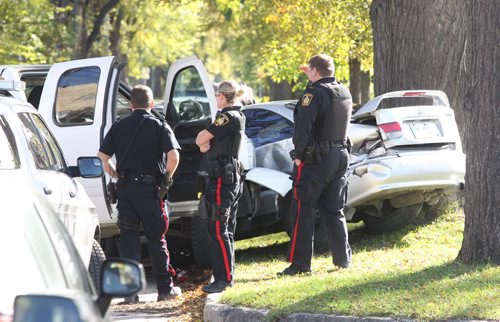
[278,54,353,276]
[97,85,182,303]
[195,80,245,293]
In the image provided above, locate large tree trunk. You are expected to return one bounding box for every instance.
[349,58,361,106]
[360,70,370,104]
[456,0,500,264]
[371,0,500,264]
[268,78,292,100]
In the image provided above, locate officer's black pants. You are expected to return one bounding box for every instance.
[205,177,241,284]
[116,180,175,293]
[287,147,352,270]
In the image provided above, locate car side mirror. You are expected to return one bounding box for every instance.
[97,258,146,315]
[100,258,146,297]
[13,294,85,322]
[68,157,103,178]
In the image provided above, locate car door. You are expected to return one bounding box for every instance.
[37,57,118,228]
[162,56,218,202]
[16,110,97,264]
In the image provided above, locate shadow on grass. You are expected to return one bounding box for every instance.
[267,262,493,321]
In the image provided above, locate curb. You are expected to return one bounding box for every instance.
[203,293,421,322]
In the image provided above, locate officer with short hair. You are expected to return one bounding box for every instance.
[97,85,182,302]
[278,54,353,276]
[196,80,245,293]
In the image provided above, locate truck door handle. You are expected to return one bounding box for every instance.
[43,187,53,195]
[69,191,76,198]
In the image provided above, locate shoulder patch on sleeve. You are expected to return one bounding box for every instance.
[301,93,313,107]
[214,113,229,127]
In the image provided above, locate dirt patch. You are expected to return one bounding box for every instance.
[111,267,212,321]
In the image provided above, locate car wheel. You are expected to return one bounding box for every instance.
[89,239,106,294]
[362,202,423,234]
[191,217,212,269]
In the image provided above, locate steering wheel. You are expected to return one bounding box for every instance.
[179,100,204,121]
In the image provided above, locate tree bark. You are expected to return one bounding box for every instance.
[457,0,500,264]
[360,70,370,104]
[349,58,361,106]
[371,0,500,264]
[268,78,292,100]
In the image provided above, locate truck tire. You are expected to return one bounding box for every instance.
[191,217,212,269]
[363,202,423,234]
[89,239,106,294]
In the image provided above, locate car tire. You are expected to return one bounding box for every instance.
[362,202,423,234]
[89,239,106,294]
[191,217,212,269]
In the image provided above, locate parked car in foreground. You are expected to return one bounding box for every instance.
[0,184,145,322]
[0,79,106,288]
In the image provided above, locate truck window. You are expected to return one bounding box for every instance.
[171,66,211,123]
[54,66,100,126]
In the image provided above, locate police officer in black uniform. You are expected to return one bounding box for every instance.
[278,54,353,276]
[98,85,182,302]
[196,80,245,293]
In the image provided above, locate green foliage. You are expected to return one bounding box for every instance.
[0,0,73,63]
[119,0,205,78]
[200,0,373,93]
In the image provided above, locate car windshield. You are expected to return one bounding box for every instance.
[0,196,67,316]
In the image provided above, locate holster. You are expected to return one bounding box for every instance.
[303,141,322,164]
[107,180,118,204]
[206,156,241,184]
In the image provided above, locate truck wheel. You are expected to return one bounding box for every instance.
[363,202,423,234]
[191,217,212,269]
[89,239,106,294]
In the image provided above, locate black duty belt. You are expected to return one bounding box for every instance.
[119,173,161,185]
[329,140,348,148]
[319,140,348,151]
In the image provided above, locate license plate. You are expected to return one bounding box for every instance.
[409,121,441,139]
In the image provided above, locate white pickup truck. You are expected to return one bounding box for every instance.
[1,56,289,267]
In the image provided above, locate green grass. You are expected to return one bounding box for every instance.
[221,204,500,321]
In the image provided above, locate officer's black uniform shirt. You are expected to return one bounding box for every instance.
[293,77,352,160]
[206,106,245,160]
[99,109,180,177]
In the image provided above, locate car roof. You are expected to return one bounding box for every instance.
[0,95,38,115]
[241,100,296,121]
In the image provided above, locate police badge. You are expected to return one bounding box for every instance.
[302,93,313,107]
[214,113,229,126]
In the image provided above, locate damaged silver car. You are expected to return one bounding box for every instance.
[241,90,465,236]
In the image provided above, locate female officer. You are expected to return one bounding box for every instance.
[195,80,245,293]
